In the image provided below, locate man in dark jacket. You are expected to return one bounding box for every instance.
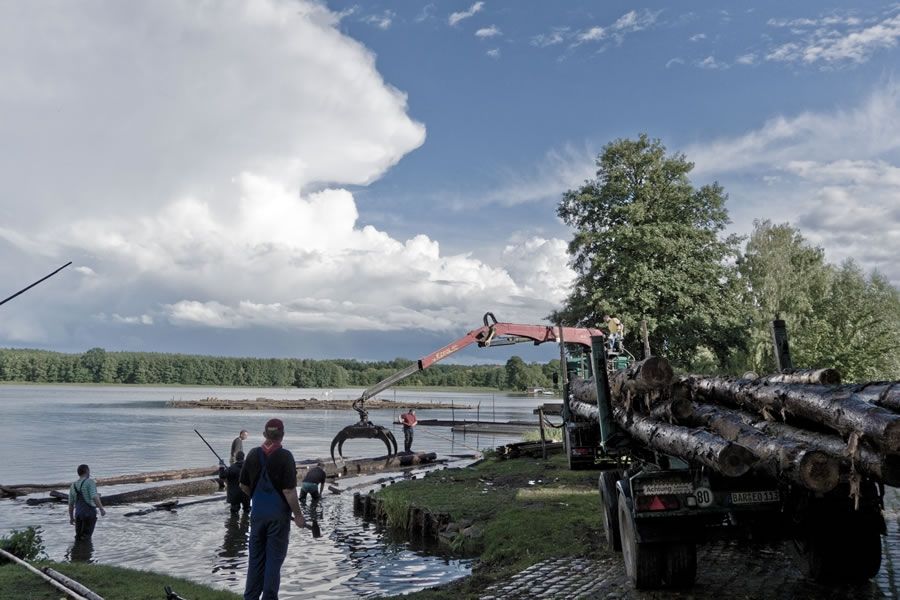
[219,451,250,514]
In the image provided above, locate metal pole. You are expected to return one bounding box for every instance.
[771,317,793,371]
[557,323,569,419]
[590,335,618,448]
[641,319,650,359]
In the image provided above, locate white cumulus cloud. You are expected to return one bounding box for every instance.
[475,25,501,38]
[449,2,484,26]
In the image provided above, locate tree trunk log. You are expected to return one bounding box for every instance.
[25,478,223,506]
[570,374,689,420]
[758,368,842,385]
[2,466,219,497]
[690,404,840,492]
[686,378,900,454]
[737,415,900,487]
[850,382,900,413]
[568,400,755,476]
[609,356,674,398]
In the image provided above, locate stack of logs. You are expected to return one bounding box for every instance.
[569,357,900,493]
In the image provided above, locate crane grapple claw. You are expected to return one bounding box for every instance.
[330,422,398,464]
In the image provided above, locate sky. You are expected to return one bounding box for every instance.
[1,1,899,364]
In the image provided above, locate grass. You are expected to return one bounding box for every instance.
[0,561,240,600]
[377,453,605,599]
[521,428,563,443]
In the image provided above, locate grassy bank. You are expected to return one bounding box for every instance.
[0,561,240,599]
[377,453,605,599]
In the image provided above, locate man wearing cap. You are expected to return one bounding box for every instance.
[240,419,305,600]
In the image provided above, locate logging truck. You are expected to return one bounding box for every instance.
[572,320,886,589]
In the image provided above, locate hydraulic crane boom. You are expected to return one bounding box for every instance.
[329,312,605,462]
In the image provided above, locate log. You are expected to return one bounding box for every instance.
[0,549,90,600]
[741,416,900,487]
[851,381,900,413]
[41,567,104,600]
[686,378,900,454]
[2,466,219,497]
[568,400,755,476]
[609,356,674,398]
[759,368,842,385]
[690,404,840,492]
[570,374,689,421]
[26,479,223,506]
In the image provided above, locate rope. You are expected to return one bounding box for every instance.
[394,424,483,455]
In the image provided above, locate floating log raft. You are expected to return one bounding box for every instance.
[305,452,440,479]
[2,466,219,497]
[26,479,223,506]
[690,403,840,492]
[168,397,470,411]
[685,378,900,454]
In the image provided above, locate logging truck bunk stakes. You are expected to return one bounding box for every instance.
[579,319,886,590]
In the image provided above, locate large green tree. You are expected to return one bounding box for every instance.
[556,134,744,367]
[739,220,900,381]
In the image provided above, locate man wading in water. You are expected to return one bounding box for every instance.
[398,409,418,453]
[232,429,249,464]
[68,464,106,540]
[240,419,305,600]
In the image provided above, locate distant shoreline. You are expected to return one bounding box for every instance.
[0,381,503,393]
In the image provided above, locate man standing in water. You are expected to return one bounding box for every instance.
[399,409,418,453]
[220,450,250,515]
[240,419,305,600]
[299,465,327,504]
[231,429,249,464]
[68,464,106,540]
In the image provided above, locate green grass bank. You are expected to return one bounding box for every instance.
[377,453,605,599]
[0,561,240,600]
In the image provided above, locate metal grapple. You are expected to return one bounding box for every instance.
[329,397,398,463]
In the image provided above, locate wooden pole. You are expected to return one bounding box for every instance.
[640,319,650,359]
[0,548,90,600]
[539,407,547,459]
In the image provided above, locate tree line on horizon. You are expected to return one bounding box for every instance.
[0,347,561,391]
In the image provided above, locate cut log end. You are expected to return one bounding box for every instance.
[798,451,841,493]
[719,444,756,477]
[641,356,675,386]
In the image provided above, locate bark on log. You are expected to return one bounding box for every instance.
[609,356,674,398]
[568,400,755,476]
[25,479,223,506]
[738,416,900,487]
[850,382,900,413]
[686,378,900,454]
[41,567,104,600]
[2,466,219,497]
[690,404,840,492]
[759,368,842,385]
[570,374,689,420]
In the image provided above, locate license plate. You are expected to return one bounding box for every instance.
[731,490,780,504]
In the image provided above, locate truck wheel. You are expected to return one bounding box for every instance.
[663,543,697,588]
[618,490,663,589]
[804,514,882,582]
[599,471,621,551]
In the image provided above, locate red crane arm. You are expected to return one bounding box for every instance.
[358,318,604,401]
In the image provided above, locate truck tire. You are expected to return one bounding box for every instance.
[803,510,882,582]
[599,471,621,551]
[618,490,663,589]
[663,543,697,588]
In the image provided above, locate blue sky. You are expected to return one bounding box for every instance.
[0,1,898,364]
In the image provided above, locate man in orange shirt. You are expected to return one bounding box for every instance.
[398,409,418,453]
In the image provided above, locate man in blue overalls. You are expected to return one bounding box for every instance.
[67,464,106,540]
[240,419,305,600]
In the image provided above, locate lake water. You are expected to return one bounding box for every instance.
[0,385,554,598]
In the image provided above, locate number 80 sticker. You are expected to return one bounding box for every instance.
[694,487,714,507]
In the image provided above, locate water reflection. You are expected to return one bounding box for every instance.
[215,513,249,583]
[66,538,94,563]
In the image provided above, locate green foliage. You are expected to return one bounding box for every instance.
[0,348,559,390]
[0,526,45,562]
[556,134,744,368]
[504,356,551,391]
[737,221,900,381]
[0,561,239,599]
[520,428,563,442]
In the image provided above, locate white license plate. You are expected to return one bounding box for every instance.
[731,490,780,504]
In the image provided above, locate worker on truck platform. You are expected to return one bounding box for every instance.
[604,315,623,353]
